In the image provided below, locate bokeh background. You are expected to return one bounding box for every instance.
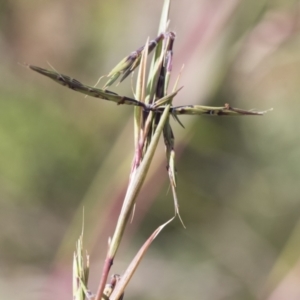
[1,1,300,299]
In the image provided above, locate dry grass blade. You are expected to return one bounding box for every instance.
[163,122,185,227]
[104,34,164,89]
[172,104,271,116]
[109,218,174,300]
[151,87,183,108]
[133,37,149,157]
[157,0,170,34]
[73,231,90,300]
[27,65,147,108]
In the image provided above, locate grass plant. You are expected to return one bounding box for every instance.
[28,1,269,299]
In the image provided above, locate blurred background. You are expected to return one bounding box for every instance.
[1,0,300,299]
